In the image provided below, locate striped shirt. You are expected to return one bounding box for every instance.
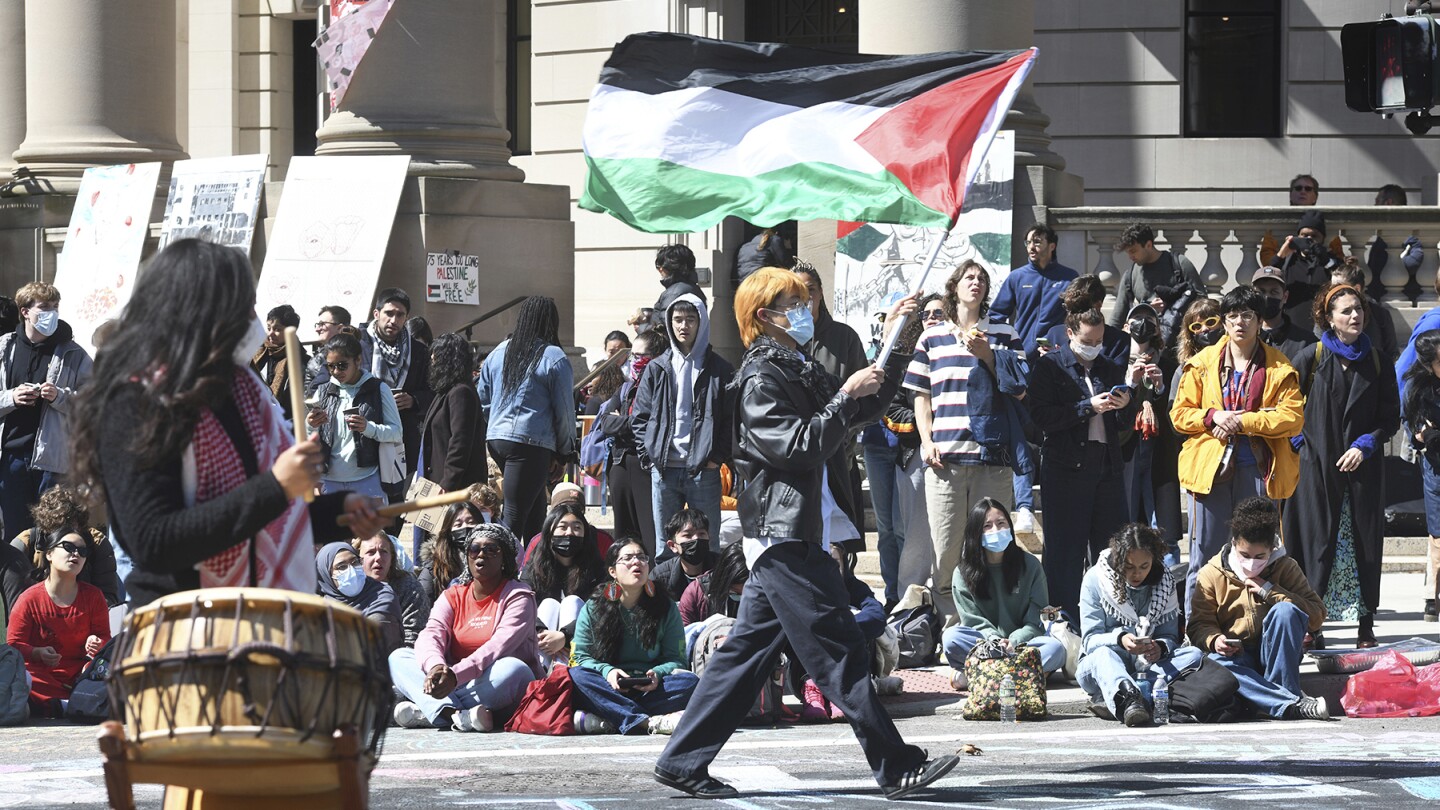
[903,322,1021,465]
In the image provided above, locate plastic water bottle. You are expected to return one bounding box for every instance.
[999,674,1017,724]
[1153,675,1170,725]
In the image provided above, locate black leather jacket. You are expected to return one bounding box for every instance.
[732,337,909,542]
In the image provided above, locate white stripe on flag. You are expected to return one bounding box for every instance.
[583,84,888,177]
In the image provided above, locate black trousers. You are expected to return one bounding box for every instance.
[656,541,925,786]
[1040,442,1129,623]
[488,439,553,543]
[608,452,658,558]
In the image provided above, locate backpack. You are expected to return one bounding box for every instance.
[691,616,786,723]
[886,602,942,668]
[0,644,28,726]
[1167,654,1245,723]
[65,634,121,723]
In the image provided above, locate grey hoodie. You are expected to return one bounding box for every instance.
[665,293,710,465]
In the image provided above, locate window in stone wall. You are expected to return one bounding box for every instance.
[506,0,532,156]
[1184,0,1282,137]
[745,0,857,53]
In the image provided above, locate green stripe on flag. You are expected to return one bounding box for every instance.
[836,224,889,261]
[579,155,951,235]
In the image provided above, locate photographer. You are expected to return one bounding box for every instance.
[1268,211,1340,332]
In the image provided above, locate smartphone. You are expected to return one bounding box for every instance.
[617,675,653,689]
[1109,385,1133,397]
[1221,637,1242,648]
[342,406,361,417]
[1035,337,1051,348]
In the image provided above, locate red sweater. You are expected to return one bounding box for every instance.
[6,581,109,703]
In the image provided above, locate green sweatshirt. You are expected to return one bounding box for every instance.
[950,554,1048,645]
[572,598,686,679]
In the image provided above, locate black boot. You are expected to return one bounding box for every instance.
[1358,615,1377,649]
[1114,681,1151,728]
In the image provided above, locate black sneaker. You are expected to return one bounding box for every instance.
[1425,598,1437,623]
[882,753,960,800]
[654,766,739,799]
[1284,696,1331,721]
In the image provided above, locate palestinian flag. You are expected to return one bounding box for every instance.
[579,32,1035,234]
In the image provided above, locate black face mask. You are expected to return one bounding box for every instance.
[1259,296,1284,321]
[551,535,577,557]
[678,541,707,564]
[448,527,471,550]
[1127,318,1158,345]
[1194,328,1223,348]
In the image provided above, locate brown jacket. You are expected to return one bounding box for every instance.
[1187,546,1325,653]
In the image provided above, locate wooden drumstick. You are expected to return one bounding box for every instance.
[336,486,476,527]
[284,326,314,504]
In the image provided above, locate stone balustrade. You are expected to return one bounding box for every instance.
[1049,206,1440,322]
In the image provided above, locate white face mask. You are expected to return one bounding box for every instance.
[233,316,267,366]
[32,309,58,337]
[1228,547,1270,580]
[1071,342,1102,362]
[334,564,366,597]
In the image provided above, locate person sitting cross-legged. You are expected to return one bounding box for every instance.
[389,523,542,731]
[1188,497,1331,721]
[570,539,697,735]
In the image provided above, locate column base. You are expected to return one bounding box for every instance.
[11,142,187,194]
[315,113,524,182]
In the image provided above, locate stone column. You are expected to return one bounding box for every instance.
[13,0,186,191]
[0,1,24,183]
[315,0,523,181]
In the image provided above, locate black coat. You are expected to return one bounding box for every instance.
[358,330,434,477]
[1282,341,1399,611]
[731,337,907,543]
[1260,315,1317,363]
[804,308,869,547]
[631,348,735,475]
[421,384,488,492]
[1026,343,1135,473]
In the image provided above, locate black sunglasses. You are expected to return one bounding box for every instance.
[467,543,504,558]
[325,361,352,372]
[57,540,89,558]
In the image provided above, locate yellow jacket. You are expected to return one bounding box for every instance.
[1170,338,1304,498]
[1187,547,1325,653]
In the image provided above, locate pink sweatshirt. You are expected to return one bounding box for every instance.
[415,579,544,685]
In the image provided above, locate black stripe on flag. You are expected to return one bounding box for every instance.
[598,32,1023,109]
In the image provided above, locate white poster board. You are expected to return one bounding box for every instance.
[834,130,1015,351]
[425,251,480,305]
[256,155,410,340]
[158,154,268,254]
[53,162,163,355]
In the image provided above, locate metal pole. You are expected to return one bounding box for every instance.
[874,230,948,367]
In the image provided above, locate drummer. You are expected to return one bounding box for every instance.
[67,239,386,605]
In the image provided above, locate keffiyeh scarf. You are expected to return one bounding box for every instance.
[1094,550,1179,631]
[368,321,411,390]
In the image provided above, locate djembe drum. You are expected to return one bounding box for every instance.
[99,588,393,809]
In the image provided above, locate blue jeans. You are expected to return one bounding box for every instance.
[1186,464,1267,611]
[0,452,57,543]
[569,666,699,734]
[941,624,1067,674]
[651,465,722,558]
[321,469,385,501]
[1077,644,1204,716]
[863,444,903,603]
[387,648,536,726]
[1012,467,1034,511]
[1209,601,1307,718]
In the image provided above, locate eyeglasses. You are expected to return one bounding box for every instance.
[467,543,503,558]
[616,553,650,565]
[1187,316,1221,334]
[314,321,336,331]
[325,361,351,372]
[1291,184,1317,193]
[922,308,946,321]
[1225,311,1257,324]
[57,540,89,558]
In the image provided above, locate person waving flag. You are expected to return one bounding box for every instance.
[579,32,1036,233]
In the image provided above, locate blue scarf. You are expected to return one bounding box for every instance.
[1320,329,1371,362]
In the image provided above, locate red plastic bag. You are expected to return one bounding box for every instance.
[504,664,576,735]
[1340,651,1440,718]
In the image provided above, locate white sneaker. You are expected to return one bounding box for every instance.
[393,700,430,729]
[451,705,494,732]
[573,709,616,734]
[949,669,968,691]
[873,675,905,696]
[647,711,684,735]
[1013,507,1036,535]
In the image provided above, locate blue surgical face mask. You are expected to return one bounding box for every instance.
[981,528,1014,553]
[334,564,366,598]
[728,592,742,603]
[32,309,58,337]
[770,304,815,346]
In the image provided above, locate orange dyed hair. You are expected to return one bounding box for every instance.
[734,267,808,347]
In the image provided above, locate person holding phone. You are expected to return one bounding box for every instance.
[1188,497,1329,720]
[306,332,403,502]
[1027,307,1144,623]
[570,539,696,735]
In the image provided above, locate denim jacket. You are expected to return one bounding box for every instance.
[476,341,576,458]
[965,347,1035,475]
[1078,564,1183,661]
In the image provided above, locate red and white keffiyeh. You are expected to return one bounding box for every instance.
[182,368,314,591]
